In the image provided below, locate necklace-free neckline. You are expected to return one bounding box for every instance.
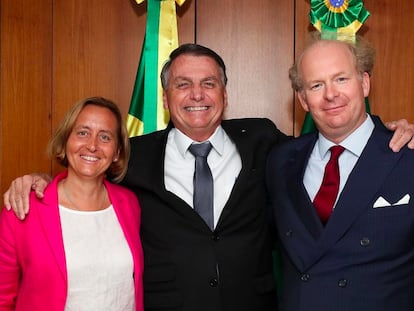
[62,180,107,211]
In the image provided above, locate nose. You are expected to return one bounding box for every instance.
[190,85,205,101]
[324,83,339,101]
[87,136,98,152]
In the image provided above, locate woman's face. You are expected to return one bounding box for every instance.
[65,105,120,180]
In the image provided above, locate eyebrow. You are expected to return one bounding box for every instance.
[173,75,219,82]
[74,125,115,135]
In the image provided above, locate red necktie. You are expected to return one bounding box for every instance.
[313,145,345,224]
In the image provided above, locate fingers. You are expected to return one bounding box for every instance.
[3,189,11,210]
[15,177,31,219]
[3,175,34,220]
[387,119,414,152]
[31,175,47,200]
[384,120,398,131]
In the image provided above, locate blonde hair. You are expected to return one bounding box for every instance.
[289,31,376,92]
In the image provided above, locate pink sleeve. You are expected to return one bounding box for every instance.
[0,208,20,310]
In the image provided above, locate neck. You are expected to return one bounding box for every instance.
[59,178,108,211]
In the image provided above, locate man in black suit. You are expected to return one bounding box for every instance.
[122,44,285,310]
[4,43,414,311]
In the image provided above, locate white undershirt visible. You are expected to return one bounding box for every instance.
[59,204,135,311]
[164,126,242,228]
[304,114,374,207]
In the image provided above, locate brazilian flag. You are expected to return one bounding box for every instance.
[127,0,186,137]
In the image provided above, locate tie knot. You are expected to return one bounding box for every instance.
[189,142,212,158]
[329,145,345,160]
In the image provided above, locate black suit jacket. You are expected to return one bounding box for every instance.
[123,118,287,311]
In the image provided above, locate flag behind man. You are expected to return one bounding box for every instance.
[127,0,186,137]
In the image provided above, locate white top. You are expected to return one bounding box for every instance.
[304,114,374,207]
[164,126,242,228]
[59,204,135,311]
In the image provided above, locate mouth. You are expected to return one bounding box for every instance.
[185,106,209,112]
[81,155,99,162]
[325,104,345,113]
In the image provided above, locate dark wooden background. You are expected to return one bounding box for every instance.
[1,0,413,193]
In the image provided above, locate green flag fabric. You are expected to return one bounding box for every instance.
[127,0,185,137]
[310,0,370,39]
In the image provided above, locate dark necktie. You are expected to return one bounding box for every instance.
[313,145,345,224]
[189,142,214,230]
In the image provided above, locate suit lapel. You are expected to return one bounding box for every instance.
[140,126,190,207]
[145,128,169,192]
[36,172,67,281]
[304,123,403,268]
[146,126,213,229]
[107,182,141,263]
[285,135,324,240]
[216,122,256,224]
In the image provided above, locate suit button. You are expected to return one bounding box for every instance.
[285,229,293,237]
[360,237,370,247]
[209,277,219,287]
[338,279,348,288]
[300,273,310,282]
[212,234,220,241]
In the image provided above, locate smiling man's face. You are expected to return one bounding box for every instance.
[163,54,228,142]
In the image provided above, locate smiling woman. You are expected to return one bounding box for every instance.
[0,97,144,311]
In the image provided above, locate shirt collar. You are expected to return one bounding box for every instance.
[316,114,374,159]
[172,126,225,158]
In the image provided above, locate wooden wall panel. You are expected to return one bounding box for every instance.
[177,0,195,44]
[51,0,195,174]
[196,0,295,135]
[2,0,414,195]
[51,0,147,173]
[0,0,195,192]
[52,0,146,122]
[50,0,193,126]
[363,0,414,123]
[293,0,312,135]
[0,0,53,194]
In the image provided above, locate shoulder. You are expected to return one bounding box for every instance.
[129,128,169,147]
[0,205,18,228]
[0,190,47,230]
[105,181,140,220]
[269,132,315,158]
[105,180,138,202]
[222,118,288,141]
[369,115,414,157]
[370,115,401,147]
[222,117,277,130]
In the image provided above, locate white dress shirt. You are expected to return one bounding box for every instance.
[164,126,242,228]
[304,114,374,207]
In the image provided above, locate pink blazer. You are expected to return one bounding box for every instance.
[0,171,144,311]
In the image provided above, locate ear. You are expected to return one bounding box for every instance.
[163,90,169,110]
[297,91,310,112]
[361,72,370,98]
[223,89,228,108]
[113,148,120,162]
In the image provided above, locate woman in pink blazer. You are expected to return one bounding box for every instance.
[0,97,143,310]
